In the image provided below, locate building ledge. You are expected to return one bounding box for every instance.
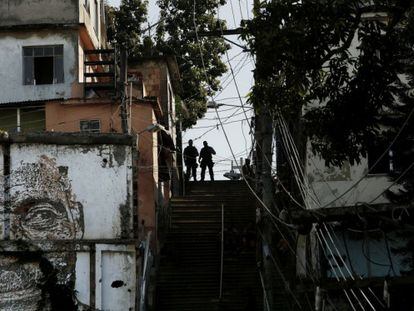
[0,132,134,146]
[0,239,138,252]
[0,23,79,32]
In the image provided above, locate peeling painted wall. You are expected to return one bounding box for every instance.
[0,136,137,310]
[305,143,394,208]
[0,30,79,104]
[8,143,133,239]
[0,0,79,26]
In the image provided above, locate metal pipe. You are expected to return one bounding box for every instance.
[139,231,152,311]
[16,108,21,133]
[129,81,132,134]
[219,203,224,300]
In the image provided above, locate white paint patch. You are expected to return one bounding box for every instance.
[306,150,393,208]
[9,143,132,239]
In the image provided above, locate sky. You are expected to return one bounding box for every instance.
[108,0,254,180]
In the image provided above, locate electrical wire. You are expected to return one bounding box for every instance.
[320,105,414,208]
[192,3,371,309]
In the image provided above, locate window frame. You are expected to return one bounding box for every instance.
[80,119,101,133]
[22,45,64,86]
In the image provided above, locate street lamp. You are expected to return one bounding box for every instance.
[136,123,167,146]
[206,101,253,109]
[138,123,166,135]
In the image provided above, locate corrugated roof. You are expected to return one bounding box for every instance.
[0,98,63,107]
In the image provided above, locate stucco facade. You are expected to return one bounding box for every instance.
[0,30,80,104]
[0,0,79,26]
[0,133,137,310]
[305,150,394,209]
[0,0,106,105]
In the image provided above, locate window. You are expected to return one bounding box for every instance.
[23,45,64,85]
[80,120,101,133]
[368,142,394,174]
[0,107,45,133]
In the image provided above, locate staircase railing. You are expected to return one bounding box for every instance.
[139,231,153,311]
[258,267,271,311]
[219,203,224,300]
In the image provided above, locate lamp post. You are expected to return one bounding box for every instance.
[136,123,166,145]
[206,100,253,109]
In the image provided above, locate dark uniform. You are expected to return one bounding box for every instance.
[183,141,199,181]
[199,141,216,181]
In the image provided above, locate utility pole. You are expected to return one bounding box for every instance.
[119,48,129,134]
[253,0,276,310]
[252,0,274,210]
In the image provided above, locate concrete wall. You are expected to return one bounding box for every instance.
[0,0,79,26]
[7,142,133,240]
[0,134,137,310]
[129,59,177,131]
[135,105,159,239]
[79,0,105,48]
[0,30,80,104]
[46,100,119,132]
[45,99,167,240]
[305,149,394,208]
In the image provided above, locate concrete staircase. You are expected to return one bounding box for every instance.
[156,181,263,311]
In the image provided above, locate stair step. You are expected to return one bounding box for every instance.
[157,181,262,311]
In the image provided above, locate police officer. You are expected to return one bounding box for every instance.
[199,141,216,181]
[183,139,199,181]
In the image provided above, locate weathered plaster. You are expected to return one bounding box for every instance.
[0,30,79,104]
[0,136,137,310]
[8,143,132,240]
[0,145,4,239]
[306,143,394,208]
[0,0,79,27]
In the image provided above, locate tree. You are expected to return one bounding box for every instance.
[243,0,414,202]
[156,0,230,129]
[106,0,148,57]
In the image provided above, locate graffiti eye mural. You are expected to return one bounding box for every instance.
[10,158,84,241]
[20,201,74,239]
[2,156,85,310]
[0,257,43,310]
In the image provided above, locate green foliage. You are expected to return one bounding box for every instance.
[156,0,230,129]
[244,0,414,174]
[106,0,148,57]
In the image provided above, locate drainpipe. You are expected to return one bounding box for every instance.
[119,49,129,134]
[17,108,21,133]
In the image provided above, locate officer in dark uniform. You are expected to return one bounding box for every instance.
[183,139,199,181]
[198,141,216,181]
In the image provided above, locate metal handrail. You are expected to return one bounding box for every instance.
[258,268,271,311]
[219,203,224,300]
[139,231,153,311]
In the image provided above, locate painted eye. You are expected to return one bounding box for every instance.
[17,201,76,239]
[22,203,62,231]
